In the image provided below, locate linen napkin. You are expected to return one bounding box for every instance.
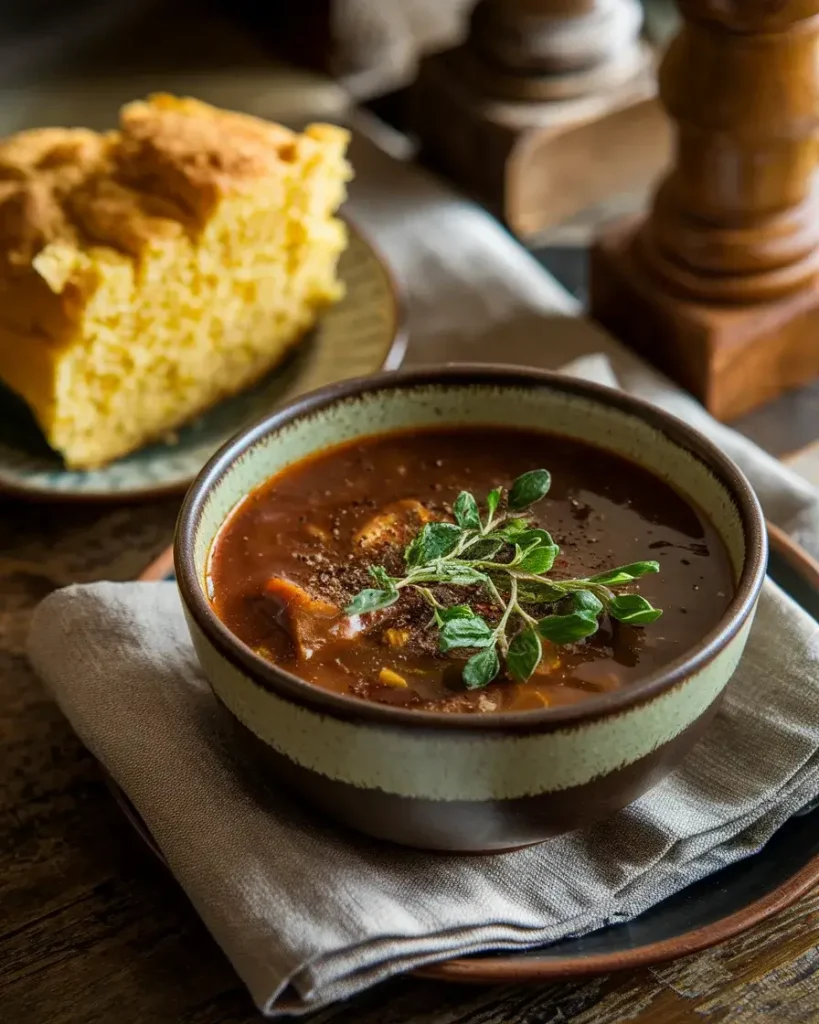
[28,350,819,1017]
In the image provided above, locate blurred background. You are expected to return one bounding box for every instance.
[0,0,680,306]
[0,1,679,100]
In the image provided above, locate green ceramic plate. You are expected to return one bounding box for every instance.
[0,223,405,500]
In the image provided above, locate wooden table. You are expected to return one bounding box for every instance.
[3,8,819,1024]
[3,236,819,1024]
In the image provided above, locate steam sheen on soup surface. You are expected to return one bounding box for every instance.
[208,427,734,714]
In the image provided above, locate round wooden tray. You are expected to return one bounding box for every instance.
[127,523,819,984]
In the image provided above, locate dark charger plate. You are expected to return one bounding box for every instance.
[131,522,819,983]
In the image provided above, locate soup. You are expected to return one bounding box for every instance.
[208,427,734,714]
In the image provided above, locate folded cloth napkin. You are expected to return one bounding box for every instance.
[28,352,819,1017]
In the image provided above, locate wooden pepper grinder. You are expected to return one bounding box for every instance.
[590,0,819,420]
[409,0,667,237]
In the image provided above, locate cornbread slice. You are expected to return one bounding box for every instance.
[0,94,351,469]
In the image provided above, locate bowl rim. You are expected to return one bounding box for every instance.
[174,363,768,734]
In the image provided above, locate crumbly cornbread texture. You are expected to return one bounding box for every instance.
[0,94,351,468]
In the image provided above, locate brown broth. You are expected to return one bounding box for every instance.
[208,428,734,714]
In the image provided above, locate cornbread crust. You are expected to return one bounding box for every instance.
[0,94,351,468]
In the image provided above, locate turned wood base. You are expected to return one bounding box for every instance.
[590,219,819,421]
[409,44,666,239]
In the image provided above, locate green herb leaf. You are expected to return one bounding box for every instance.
[404,532,423,568]
[493,517,530,541]
[520,544,559,575]
[466,538,504,560]
[454,491,481,530]
[569,589,604,617]
[405,522,462,567]
[508,469,551,510]
[507,628,543,681]
[434,604,477,626]
[462,646,500,689]
[439,615,494,653]
[517,528,556,550]
[587,561,660,586]
[536,611,598,644]
[344,589,399,615]
[608,594,663,625]
[485,487,502,519]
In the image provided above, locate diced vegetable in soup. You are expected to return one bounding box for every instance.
[208,428,734,714]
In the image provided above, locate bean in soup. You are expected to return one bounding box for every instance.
[208,428,734,714]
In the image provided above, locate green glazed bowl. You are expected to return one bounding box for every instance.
[175,365,767,851]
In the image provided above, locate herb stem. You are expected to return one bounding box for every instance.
[513,601,539,627]
[483,576,507,612]
[412,586,441,608]
[493,576,518,654]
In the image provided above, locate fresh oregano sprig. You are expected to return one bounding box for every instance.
[344,469,663,689]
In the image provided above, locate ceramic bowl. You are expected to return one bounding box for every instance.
[174,365,767,852]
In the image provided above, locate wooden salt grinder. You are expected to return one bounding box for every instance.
[590,1,819,420]
[409,0,669,237]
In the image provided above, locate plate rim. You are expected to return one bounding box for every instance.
[0,217,407,504]
[129,523,819,983]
